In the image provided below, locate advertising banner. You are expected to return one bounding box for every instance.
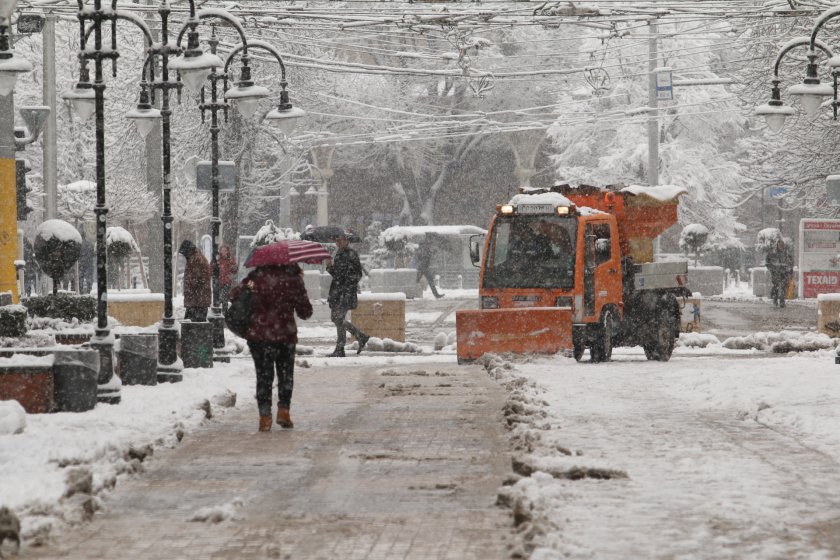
[799,219,840,298]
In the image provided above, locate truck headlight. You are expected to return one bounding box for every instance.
[481,296,500,309]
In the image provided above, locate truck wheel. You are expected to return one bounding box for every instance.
[591,310,614,363]
[644,311,675,361]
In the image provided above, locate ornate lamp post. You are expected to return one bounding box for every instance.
[192,37,304,355]
[62,0,161,402]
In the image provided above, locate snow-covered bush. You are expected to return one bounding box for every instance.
[23,294,96,322]
[33,220,82,295]
[0,305,28,338]
[251,220,298,247]
[679,224,709,266]
[106,227,139,289]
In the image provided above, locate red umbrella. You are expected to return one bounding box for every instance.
[244,240,331,267]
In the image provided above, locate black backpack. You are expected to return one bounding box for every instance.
[224,281,253,338]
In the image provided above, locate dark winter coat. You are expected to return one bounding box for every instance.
[230,265,313,344]
[181,244,212,308]
[766,245,793,284]
[218,253,238,288]
[415,241,432,274]
[326,247,363,310]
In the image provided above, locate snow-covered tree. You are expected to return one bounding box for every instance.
[680,224,710,266]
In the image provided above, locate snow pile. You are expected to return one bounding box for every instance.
[0,365,251,545]
[622,184,687,201]
[675,332,720,348]
[0,400,26,435]
[433,330,456,351]
[0,332,55,348]
[722,330,837,353]
[349,337,422,354]
[472,353,631,558]
[189,497,244,523]
[509,191,573,207]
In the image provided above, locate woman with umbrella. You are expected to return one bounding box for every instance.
[230,240,328,432]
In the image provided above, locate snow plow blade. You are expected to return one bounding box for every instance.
[456,308,573,363]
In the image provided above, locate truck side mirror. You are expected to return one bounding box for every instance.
[469,234,484,267]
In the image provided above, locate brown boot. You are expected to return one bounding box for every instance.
[259,415,272,432]
[276,408,294,429]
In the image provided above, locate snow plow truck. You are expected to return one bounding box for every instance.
[456,183,692,363]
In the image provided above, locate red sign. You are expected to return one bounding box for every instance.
[802,271,840,298]
[804,221,840,230]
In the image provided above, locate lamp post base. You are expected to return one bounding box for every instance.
[209,308,226,346]
[90,335,121,404]
[157,323,182,383]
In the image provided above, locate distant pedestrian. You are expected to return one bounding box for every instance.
[217,244,238,313]
[415,233,445,299]
[766,238,793,308]
[326,232,369,357]
[231,264,312,432]
[179,239,211,321]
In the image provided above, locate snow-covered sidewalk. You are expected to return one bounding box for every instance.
[0,361,254,543]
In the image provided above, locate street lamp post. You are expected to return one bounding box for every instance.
[190,37,303,354]
[63,0,158,403]
[199,28,230,357]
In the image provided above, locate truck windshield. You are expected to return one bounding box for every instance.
[483,215,577,289]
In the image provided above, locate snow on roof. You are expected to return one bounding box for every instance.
[34,219,82,244]
[106,226,139,251]
[381,225,486,243]
[622,185,687,202]
[508,192,573,207]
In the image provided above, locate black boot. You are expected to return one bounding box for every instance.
[326,346,345,357]
[357,334,370,354]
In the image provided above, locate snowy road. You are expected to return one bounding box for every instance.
[502,350,840,559]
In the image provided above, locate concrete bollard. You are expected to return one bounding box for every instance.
[181,322,214,369]
[53,349,99,412]
[118,333,159,385]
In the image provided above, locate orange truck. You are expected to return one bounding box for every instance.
[456,183,692,363]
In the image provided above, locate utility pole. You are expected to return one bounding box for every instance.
[648,20,660,259]
[647,20,659,190]
[42,13,56,219]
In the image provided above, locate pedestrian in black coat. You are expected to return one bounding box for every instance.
[325,233,369,357]
[766,238,793,308]
[415,233,444,299]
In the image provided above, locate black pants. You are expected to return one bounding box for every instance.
[248,341,296,416]
[331,306,365,348]
[185,307,208,322]
[770,277,788,306]
[416,269,442,297]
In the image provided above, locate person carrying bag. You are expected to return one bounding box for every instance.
[229,263,312,432]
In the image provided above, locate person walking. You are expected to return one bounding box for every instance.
[178,240,211,321]
[766,238,793,308]
[217,244,238,314]
[231,264,312,432]
[415,233,445,299]
[326,232,369,357]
